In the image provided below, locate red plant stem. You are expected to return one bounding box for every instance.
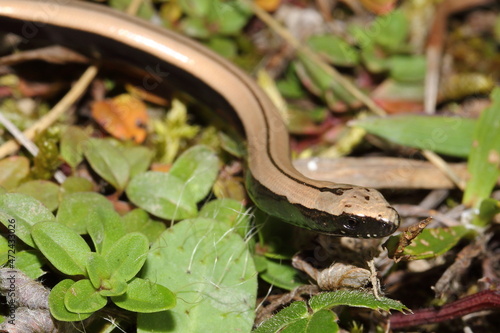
[390,290,500,329]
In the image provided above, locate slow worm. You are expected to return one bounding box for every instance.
[0,0,400,238]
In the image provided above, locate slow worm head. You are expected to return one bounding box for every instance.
[0,0,400,238]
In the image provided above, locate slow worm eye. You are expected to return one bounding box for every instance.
[343,218,357,231]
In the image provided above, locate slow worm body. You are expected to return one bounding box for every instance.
[0,0,399,238]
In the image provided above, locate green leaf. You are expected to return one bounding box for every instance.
[86,205,125,255]
[309,290,408,313]
[109,0,155,19]
[277,65,306,99]
[64,279,107,313]
[207,1,252,35]
[463,87,500,207]
[138,218,257,333]
[83,138,130,191]
[307,35,359,67]
[253,301,308,333]
[86,253,111,289]
[199,198,249,229]
[60,126,89,169]
[169,145,219,203]
[258,256,305,290]
[49,279,92,322]
[296,54,357,107]
[352,115,476,158]
[112,277,176,312]
[180,16,211,38]
[0,193,56,248]
[303,309,339,333]
[119,145,154,179]
[56,192,114,234]
[279,310,340,333]
[207,36,237,59]
[15,180,60,211]
[15,250,45,279]
[60,177,94,197]
[106,233,149,282]
[122,209,166,243]
[0,235,8,266]
[31,222,91,276]
[387,55,426,83]
[388,225,473,261]
[126,171,197,220]
[99,278,128,297]
[371,10,409,52]
[179,0,213,17]
[473,198,500,227]
[0,156,29,190]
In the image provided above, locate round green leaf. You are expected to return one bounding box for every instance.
[106,232,149,282]
[0,156,29,190]
[56,192,114,234]
[126,171,197,220]
[86,205,125,255]
[86,253,111,289]
[122,209,166,243]
[60,177,94,197]
[64,279,107,313]
[49,279,92,322]
[307,35,359,67]
[0,193,56,248]
[99,278,128,297]
[32,222,91,276]
[83,138,130,191]
[60,126,89,169]
[138,218,257,332]
[112,277,175,312]
[15,180,60,211]
[169,145,219,203]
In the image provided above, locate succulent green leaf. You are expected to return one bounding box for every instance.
[83,138,130,191]
[0,193,56,248]
[31,222,91,276]
[169,145,219,203]
[60,126,89,169]
[0,156,29,190]
[64,279,107,313]
[99,278,128,297]
[86,205,125,255]
[15,180,60,211]
[138,218,257,333]
[106,232,149,282]
[112,277,176,312]
[122,209,166,243]
[126,171,197,220]
[56,192,114,235]
[86,253,111,289]
[49,279,92,322]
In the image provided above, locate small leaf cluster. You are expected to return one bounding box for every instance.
[278,10,426,111]
[0,193,175,321]
[253,290,408,333]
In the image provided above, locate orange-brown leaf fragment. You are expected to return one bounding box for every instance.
[91,94,149,143]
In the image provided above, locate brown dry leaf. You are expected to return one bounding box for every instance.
[91,94,149,143]
[359,0,397,15]
[255,0,281,12]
